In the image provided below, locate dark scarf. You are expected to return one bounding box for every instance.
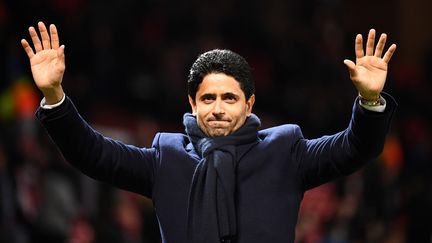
[183,113,261,243]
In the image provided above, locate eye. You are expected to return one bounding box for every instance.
[224,95,237,103]
[201,96,215,104]
[204,98,213,104]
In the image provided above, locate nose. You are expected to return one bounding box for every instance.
[212,99,225,117]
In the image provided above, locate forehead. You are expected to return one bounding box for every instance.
[197,73,244,96]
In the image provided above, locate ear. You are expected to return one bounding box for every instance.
[246,94,255,116]
[188,95,197,115]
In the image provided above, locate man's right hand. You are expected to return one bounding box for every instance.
[21,21,65,105]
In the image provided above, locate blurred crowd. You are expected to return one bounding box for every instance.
[1,0,431,242]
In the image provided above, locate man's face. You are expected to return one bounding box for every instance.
[188,73,255,137]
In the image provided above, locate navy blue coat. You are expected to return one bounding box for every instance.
[36,94,396,243]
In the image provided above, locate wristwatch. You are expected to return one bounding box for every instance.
[359,95,385,106]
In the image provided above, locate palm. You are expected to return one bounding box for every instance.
[352,56,388,94]
[344,29,396,100]
[30,49,64,89]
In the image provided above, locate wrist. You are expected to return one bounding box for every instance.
[42,86,65,105]
[359,93,384,106]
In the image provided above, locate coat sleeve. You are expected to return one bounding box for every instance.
[36,96,158,198]
[292,93,397,190]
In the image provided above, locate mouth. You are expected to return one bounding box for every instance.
[207,120,230,127]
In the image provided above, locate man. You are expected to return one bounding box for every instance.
[21,22,396,243]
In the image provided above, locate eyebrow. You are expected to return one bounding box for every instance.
[199,92,240,100]
[200,93,216,100]
[221,92,239,99]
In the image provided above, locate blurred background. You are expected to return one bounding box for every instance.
[1,0,431,242]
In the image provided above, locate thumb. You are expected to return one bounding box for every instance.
[343,59,357,78]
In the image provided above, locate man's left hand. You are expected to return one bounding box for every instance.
[344,29,397,101]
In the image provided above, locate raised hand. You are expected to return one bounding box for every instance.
[343,29,397,101]
[21,21,65,104]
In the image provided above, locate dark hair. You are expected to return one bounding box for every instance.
[187,49,255,100]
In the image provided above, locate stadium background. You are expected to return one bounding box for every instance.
[0,0,431,242]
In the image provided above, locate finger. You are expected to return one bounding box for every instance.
[383,44,397,63]
[21,39,35,59]
[355,34,364,59]
[343,59,357,78]
[374,33,387,58]
[57,45,65,60]
[365,29,376,56]
[56,45,66,68]
[38,21,51,49]
[50,24,60,49]
[29,26,43,52]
